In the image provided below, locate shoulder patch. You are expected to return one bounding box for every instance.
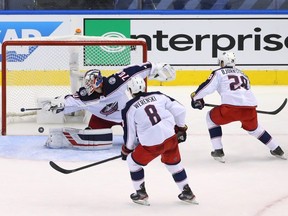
[108,77,116,85]
[79,88,88,97]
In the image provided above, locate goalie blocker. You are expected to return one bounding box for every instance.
[45,128,113,150]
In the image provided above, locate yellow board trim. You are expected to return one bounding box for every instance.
[1,70,288,86]
[0,70,117,86]
[148,70,288,86]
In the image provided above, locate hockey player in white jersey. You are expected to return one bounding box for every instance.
[43,62,176,149]
[121,76,197,206]
[190,52,285,162]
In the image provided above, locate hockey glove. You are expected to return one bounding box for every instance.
[190,92,205,110]
[175,125,188,143]
[121,145,133,160]
[149,63,176,81]
[43,96,65,114]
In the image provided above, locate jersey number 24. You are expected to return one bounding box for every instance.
[228,75,249,90]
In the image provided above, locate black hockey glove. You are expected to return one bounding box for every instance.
[191,98,205,110]
[121,145,133,160]
[175,125,188,143]
[190,92,205,110]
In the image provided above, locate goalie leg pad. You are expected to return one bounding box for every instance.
[45,128,70,149]
[45,127,113,150]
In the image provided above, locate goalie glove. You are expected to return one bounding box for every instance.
[149,63,176,81]
[175,125,188,143]
[43,96,65,114]
[190,92,205,110]
[121,144,133,160]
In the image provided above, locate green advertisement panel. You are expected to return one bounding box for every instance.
[84,19,131,66]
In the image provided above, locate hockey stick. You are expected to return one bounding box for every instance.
[20,99,101,113]
[49,155,122,174]
[20,107,42,112]
[205,98,287,115]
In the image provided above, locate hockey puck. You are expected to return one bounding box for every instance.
[38,127,44,133]
[20,108,25,112]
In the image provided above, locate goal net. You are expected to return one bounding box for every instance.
[1,35,147,135]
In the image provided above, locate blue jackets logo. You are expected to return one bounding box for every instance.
[0,21,62,62]
[100,102,119,116]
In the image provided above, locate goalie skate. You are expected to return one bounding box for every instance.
[211,149,225,163]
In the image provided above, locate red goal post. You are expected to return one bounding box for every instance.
[1,36,148,135]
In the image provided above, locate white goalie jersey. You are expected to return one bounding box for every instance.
[62,62,176,123]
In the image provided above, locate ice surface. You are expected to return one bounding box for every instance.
[0,86,287,216]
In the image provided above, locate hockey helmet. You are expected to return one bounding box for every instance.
[218,52,236,67]
[127,76,146,96]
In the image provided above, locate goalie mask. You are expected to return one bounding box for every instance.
[218,52,236,67]
[84,69,103,95]
[127,76,146,96]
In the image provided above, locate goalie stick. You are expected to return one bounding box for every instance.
[205,98,287,115]
[20,99,100,113]
[20,107,42,112]
[49,155,121,174]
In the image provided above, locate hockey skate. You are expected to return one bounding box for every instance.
[270,146,287,160]
[211,149,225,163]
[130,182,150,206]
[178,184,198,204]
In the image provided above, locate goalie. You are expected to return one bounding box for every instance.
[43,62,176,150]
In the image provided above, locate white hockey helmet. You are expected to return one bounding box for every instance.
[218,52,236,67]
[84,69,103,95]
[127,76,146,96]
